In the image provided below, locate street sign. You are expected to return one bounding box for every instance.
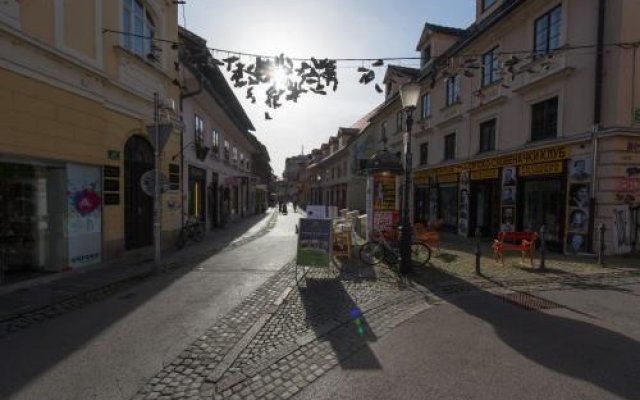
[146,123,174,152]
[140,170,169,197]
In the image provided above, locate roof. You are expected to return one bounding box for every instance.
[179,26,256,133]
[424,22,467,37]
[418,0,528,80]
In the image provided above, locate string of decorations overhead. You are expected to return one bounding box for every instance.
[102,30,638,120]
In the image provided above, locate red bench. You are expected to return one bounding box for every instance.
[492,231,538,267]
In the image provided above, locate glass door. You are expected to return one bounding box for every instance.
[522,179,564,250]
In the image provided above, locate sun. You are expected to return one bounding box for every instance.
[271,66,289,90]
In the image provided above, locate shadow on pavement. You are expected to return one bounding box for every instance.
[411,267,640,400]
[0,210,277,399]
[298,277,381,370]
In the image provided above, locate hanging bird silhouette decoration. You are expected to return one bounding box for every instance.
[265,112,272,120]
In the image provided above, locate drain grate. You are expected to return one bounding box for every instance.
[494,292,563,311]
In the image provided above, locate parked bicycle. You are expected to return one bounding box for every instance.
[176,216,205,249]
[359,229,432,268]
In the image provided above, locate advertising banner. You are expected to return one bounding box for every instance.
[306,205,327,219]
[373,174,396,211]
[297,218,332,267]
[67,164,102,268]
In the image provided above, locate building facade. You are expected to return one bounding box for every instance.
[0,0,182,281]
[179,28,268,230]
[407,0,640,254]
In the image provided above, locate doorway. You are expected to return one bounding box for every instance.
[124,135,153,250]
[209,173,219,229]
[414,186,428,224]
[520,178,565,251]
[470,180,500,237]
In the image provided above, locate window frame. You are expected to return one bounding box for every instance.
[194,114,204,146]
[530,96,559,141]
[419,142,429,166]
[479,119,496,153]
[445,75,460,106]
[122,0,156,58]
[210,129,220,156]
[223,140,230,162]
[420,92,431,119]
[396,110,404,132]
[444,133,456,161]
[482,46,501,86]
[534,5,562,56]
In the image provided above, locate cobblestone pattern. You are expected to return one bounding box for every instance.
[0,211,279,340]
[132,243,640,400]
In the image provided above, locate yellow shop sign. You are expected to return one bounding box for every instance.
[470,169,500,180]
[519,161,564,176]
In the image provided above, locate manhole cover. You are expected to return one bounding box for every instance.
[494,292,563,311]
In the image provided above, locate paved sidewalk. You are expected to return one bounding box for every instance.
[0,209,278,337]
[130,234,640,400]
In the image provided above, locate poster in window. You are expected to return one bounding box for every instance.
[373,174,396,211]
[67,164,102,268]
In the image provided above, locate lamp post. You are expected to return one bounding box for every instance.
[398,82,422,275]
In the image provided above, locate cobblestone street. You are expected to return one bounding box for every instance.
[132,241,640,400]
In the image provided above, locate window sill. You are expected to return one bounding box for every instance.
[114,45,167,76]
[441,100,462,111]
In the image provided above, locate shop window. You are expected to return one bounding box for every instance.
[482,46,500,86]
[420,93,431,119]
[479,119,496,153]
[534,5,562,56]
[419,142,429,165]
[531,97,558,141]
[444,133,456,160]
[445,75,460,106]
[122,0,156,59]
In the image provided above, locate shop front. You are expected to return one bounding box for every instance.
[415,144,586,253]
[0,159,102,284]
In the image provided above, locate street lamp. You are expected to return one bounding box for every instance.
[398,81,421,275]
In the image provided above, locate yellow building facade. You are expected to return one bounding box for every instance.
[0,0,182,279]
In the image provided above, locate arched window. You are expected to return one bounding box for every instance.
[122,0,156,58]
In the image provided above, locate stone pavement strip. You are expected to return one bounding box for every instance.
[133,243,640,400]
[0,209,279,340]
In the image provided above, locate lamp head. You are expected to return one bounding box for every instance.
[400,81,421,110]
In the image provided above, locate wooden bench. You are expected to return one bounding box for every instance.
[492,231,538,267]
[414,223,441,252]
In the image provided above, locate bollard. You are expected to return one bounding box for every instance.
[475,227,481,275]
[539,225,546,271]
[598,223,606,267]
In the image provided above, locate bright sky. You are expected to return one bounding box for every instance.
[180,0,475,176]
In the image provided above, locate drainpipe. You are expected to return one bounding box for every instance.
[178,67,203,228]
[591,0,606,253]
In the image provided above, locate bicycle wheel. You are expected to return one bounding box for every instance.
[359,242,385,265]
[410,242,431,267]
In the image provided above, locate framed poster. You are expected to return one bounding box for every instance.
[297,218,332,267]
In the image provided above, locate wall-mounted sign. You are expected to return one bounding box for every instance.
[415,145,569,177]
[520,161,564,177]
[438,174,458,183]
[107,150,120,161]
[104,193,120,205]
[470,169,499,181]
[103,165,120,178]
[103,178,120,192]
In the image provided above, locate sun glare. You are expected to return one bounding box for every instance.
[271,67,289,89]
